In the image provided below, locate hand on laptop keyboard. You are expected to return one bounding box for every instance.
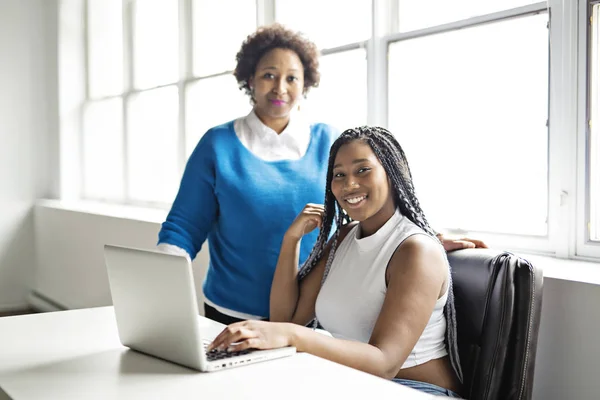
[203,340,253,361]
[206,348,252,361]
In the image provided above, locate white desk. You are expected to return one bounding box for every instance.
[0,307,435,399]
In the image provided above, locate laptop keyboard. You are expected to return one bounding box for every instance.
[202,341,253,361]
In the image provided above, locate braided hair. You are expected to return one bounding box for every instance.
[298,126,463,383]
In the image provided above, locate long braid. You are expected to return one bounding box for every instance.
[297,154,340,280]
[299,126,463,382]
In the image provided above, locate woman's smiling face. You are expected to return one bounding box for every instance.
[330,140,396,233]
[250,48,304,123]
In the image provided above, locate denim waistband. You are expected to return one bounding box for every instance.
[392,378,462,398]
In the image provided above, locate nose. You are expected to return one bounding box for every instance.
[272,77,287,95]
[342,177,359,192]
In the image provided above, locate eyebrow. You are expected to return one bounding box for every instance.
[333,158,371,169]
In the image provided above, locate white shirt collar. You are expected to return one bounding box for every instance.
[244,109,305,140]
[234,109,311,161]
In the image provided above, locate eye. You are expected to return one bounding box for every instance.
[287,76,299,82]
[333,172,345,179]
[357,167,371,174]
[263,73,275,79]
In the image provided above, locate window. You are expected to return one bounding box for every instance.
[87,0,122,97]
[587,2,600,244]
[398,0,542,32]
[132,0,179,89]
[127,87,179,204]
[185,74,249,157]
[303,49,367,130]
[81,0,259,206]
[192,0,257,76]
[275,0,371,129]
[82,99,124,200]
[389,13,549,236]
[62,0,600,260]
[80,0,371,206]
[275,0,371,50]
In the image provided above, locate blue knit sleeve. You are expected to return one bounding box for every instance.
[157,131,219,259]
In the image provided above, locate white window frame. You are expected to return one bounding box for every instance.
[383,2,552,254]
[65,0,600,260]
[79,0,263,209]
[576,0,600,258]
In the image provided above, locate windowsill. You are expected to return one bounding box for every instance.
[516,253,600,286]
[35,199,600,287]
[35,199,169,224]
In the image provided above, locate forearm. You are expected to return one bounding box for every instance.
[270,235,302,322]
[289,324,396,379]
[158,139,217,257]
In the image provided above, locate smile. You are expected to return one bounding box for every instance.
[344,195,367,208]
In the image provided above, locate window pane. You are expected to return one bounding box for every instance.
[186,75,249,157]
[398,0,541,32]
[591,5,600,242]
[82,99,124,200]
[388,14,549,236]
[275,0,371,49]
[127,86,179,203]
[192,0,256,76]
[133,0,178,89]
[88,0,123,97]
[303,50,367,131]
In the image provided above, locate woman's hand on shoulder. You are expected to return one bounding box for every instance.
[437,233,488,252]
[284,203,325,241]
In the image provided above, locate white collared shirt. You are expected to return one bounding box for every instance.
[233,109,311,161]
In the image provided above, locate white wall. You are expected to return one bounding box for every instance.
[31,204,600,399]
[532,277,600,399]
[32,202,210,312]
[0,0,59,311]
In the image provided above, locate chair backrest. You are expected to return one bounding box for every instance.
[447,249,543,400]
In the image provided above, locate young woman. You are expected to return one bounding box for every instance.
[159,23,485,326]
[208,127,464,398]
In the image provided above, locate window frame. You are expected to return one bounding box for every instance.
[72,0,600,260]
[380,2,556,255]
[82,0,264,208]
[576,0,600,258]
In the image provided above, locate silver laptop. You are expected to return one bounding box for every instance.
[104,244,296,372]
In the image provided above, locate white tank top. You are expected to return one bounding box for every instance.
[315,209,449,369]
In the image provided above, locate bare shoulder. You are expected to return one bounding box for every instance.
[386,234,448,288]
[397,234,445,259]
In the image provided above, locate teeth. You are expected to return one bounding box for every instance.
[346,196,366,204]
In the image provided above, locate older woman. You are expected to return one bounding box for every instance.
[158,24,336,324]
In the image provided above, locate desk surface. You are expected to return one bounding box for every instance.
[0,307,435,400]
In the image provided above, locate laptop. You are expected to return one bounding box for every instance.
[104,244,296,372]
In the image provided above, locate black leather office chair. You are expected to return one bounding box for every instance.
[447,249,543,400]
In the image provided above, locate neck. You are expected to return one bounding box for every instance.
[359,202,396,238]
[254,109,290,134]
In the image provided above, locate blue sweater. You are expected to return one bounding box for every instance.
[158,120,337,317]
